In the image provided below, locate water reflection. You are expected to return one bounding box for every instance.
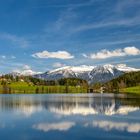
[91,120,140,133]
[0,95,43,117]
[33,121,75,132]
[0,94,139,116]
[47,97,139,116]
[0,94,140,140]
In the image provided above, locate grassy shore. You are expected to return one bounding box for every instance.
[0,81,88,94]
[0,81,139,94]
[120,86,140,95]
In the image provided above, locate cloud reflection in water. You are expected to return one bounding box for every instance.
[92,120,140,133]
[33,121,75,132]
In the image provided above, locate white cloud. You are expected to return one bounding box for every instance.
[13,65,41,76]
[90,49,125,59]
[53,62,66,68]
[92,120,140,133]
[33,121,75,132]
[124,46,140,55]
[32,50,74,59]
[85,46,140,59]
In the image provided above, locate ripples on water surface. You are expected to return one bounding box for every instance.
[0,93,140,140]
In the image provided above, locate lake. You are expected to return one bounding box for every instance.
[0,94,140,140]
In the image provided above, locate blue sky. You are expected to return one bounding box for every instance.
[0,0,140,74]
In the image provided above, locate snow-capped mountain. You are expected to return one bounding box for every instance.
[89,64,124,84]
[34,64,140,84]
[34,64,140,83]
[49,65,94,73]
[34,65,94,81]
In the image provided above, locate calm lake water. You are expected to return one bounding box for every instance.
[0,94,140,140]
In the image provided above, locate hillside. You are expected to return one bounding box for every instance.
[103,71,140,94]
[120,86,140,94]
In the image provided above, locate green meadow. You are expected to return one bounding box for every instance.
[120,86,140,95]
[0,81,88,94]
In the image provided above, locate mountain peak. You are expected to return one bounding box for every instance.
[49,65,94,74]
[33,64,140,84]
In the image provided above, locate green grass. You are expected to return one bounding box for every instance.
[120,86,140,95]
[0,81,88,94]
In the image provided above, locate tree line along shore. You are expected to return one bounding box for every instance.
[0,71,140,94]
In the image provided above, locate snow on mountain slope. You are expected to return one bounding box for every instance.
[34,65,94,81]
[32,64,140,83]
[49,65,94,74]
[89,64,124,83]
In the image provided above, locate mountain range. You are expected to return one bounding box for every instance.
[32,64,140,84]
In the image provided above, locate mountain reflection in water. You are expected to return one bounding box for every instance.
[0,94,139,116]
[0,94,140,140]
